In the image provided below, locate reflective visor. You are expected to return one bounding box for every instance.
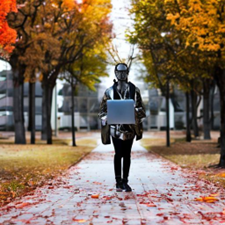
[116,64,128,71]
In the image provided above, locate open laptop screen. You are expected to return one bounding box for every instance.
[107,99,135,124]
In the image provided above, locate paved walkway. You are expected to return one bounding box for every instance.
[0,138,225,224]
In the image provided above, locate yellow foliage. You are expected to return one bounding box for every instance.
[166,13,180,25]
[39,73,43,82]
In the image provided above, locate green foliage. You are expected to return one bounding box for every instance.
[64,43,109,91]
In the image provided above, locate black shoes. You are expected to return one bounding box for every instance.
[116,179,132,192]
[116,180,123,192]
[122,182,132,192]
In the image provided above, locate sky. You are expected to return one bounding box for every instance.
[98,0,148,100]
[0,60,11,72]
[100,0,140,88]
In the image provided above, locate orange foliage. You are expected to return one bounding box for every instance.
[0,0,17,55]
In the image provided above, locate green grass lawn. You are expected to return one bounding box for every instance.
[141,137,225,187]
[0,138,97,206]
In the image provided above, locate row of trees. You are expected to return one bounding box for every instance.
[1,0,112,145]
[128,0,225,166]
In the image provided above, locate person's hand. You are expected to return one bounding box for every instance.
[101,116,107,126]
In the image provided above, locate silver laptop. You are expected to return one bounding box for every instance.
[107,99,135,124]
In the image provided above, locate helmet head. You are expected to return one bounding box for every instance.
[114,63,129,81]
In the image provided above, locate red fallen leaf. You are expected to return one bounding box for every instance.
[112,217,119,220]
[15,202,31,209]
[139,201,148,204]
[166,197,173,202]
[107,220,113,223]
[104,216,110,218]
[72,218,87,223]
[122,218,128,223]
[146,203,156,207]
[93,181,102,185]
[137,193,148,197]
[48,186,54,189]
[63,185,72,189]
[93,214,99,218]
[91,194,99,199]
[170,167,178,170]
[156,213,164,216]
[103,195,114,200]
[124,195,131,200]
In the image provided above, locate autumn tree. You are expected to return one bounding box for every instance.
[128,0,218,143]
[5,0,46,144]
[128,0,201,143]
[164,0,225,166]
[6,0,111,144]
[61,43,109,146]
[34,0,112,144]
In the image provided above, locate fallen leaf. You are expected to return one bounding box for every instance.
[72,218,87,223]
[91,194,99,199]
[216,173,225,177]
[103,196,113,200]
[93,181,102,185]
[146,203,156,207]
[15,202,30,209]
[195,197,204,202]
[194,196,219,203]
[209,193,220,197]
[170,167,178,170]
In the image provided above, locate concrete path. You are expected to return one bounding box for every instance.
[1,139,225,224]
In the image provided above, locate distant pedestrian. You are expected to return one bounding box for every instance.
[98,63,146,192]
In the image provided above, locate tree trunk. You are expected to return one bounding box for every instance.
[190,83,199,137]
[166,80,170,147]
[210,81,216,130]
[215,68,225,167]
[71,83,76,147]
[41,83,47,140]
[185,92,191,142]
[41,68,59,143]
[46,87,53,144]
[13,70,26,144]
[203,79,211,140]
[29,82,36,144]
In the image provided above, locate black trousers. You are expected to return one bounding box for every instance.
[112,137,134,182]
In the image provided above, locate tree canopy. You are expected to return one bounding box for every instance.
[127,0,220,92]
[0,0,17,57]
